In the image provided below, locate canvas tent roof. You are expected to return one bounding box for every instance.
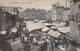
[42,26,50,32]
[11,27,17,33]
[57,27,70,33]
[48,30,61,38]
[26,21,43,31]
[43,23,53,26]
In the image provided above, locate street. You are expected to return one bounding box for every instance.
[8,37,51,51]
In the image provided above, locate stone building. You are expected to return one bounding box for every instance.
[20,8,46,20]
[0,6,23,14]
[0,9,16,33]
[52,1,64,22]
[69,0,80,43]
[0,6,23,20]
[63,7,70,21]
[46,10,52,22]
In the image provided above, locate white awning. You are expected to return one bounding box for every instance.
[30,34,38,36]
[0,31,7,35]
[42,26,50,32]
[53,23,65,27]
[60,22,65,26]
[50,26,57,29]
[26,21,43,31]
[58,45,66,51]
[43,23,52,26]
[11,27,17,33]
[48,30,61,38]
[57,27,70,33]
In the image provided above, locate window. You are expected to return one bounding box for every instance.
[32,14,34,16]
[71,15,75,21]
[76,13,80,20]
[79,25,80,31]
[53,13,55,14]
[27,11,29,13]
[78,25,80,36]
[78,4,80,9]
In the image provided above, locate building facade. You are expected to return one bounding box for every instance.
[20,8,46,20]
[70,0,80,43]
[63,8,70,21]
[52,2,64,22]
[0,9,16,32]
[46,10,52,22]
[0,6,23,14]
[0,6,23,20]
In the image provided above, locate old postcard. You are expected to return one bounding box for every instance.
[0,0,80,51]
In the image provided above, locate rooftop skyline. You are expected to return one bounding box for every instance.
[0,0,70,10]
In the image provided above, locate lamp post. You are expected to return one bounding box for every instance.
[13,8,19,21]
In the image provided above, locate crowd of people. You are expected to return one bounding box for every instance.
[0,21,79,51]
[10,22,68,51]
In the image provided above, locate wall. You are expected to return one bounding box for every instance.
[63,9,70,21]
[52,4,64,21]
[0,10,16,32]
[21,8,46,20]
[52,9,57,21]
[46,10,52,20]
[70,1,80,21]
[70,1,80,42]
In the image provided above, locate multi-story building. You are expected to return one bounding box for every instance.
[52,2,64,22]
[69,0,80,43]
[63,7,70,21]
[20,8,46,20]
[0,6,23,20]
[0,6,23,14]
[0,9,16,34]
[46,10,52,22]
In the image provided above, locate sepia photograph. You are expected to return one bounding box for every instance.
[0,0,80,51]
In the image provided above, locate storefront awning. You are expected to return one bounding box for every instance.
[57,27,70,33]
[0,31,7,35]
[26,21,43,31]
[30,34,38,36]
[11,27,17,33]
[50,26,57,29]
[43,23,53,26]
[42,26,50,32]
[48,30,61,38]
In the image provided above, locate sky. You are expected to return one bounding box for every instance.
[0,0,70,10]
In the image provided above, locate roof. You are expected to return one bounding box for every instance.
[52,4,56,7]
[30,29,42,34]
[48,30,61,38]
[12,27,17,32]
[0,31,7,35]
[50,26,57,29]
[57,27,70,33]
[53,23,65,27]
[43,23,53,26]
[26,21,43,31]
[42,26,50,32]
[47,10,52,13]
